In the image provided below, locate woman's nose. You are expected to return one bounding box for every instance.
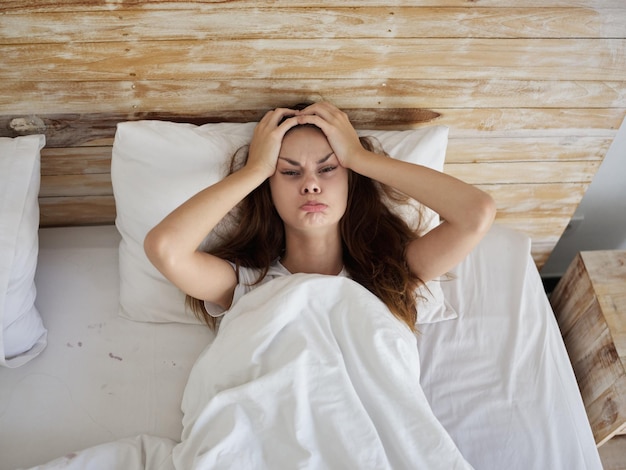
[302,178,321,194]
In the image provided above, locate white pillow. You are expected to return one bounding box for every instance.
[0,134,48,367]
[111,120,456,325]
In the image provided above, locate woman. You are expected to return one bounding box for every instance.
[144,102,496,331]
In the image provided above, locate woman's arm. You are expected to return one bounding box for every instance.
[144,109,299,308]
[352,153,495,283]
[296,102,496,282]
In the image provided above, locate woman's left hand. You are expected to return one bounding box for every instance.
[295,102,364,169]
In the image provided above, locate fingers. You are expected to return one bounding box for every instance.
[256,102,353,143]
[292,102,361,169]
[263,107,295,122]
[296,103,336,124]
[255,108,301,138]
[259,102,346,132]
[298,101,344,119]
[247,108,301,177]
[297,102,354,135]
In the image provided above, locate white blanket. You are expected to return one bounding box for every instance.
[29,274,472,470]
[175,274,471,469]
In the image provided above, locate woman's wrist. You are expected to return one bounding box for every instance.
[241,159,276,181]
[346,147,384,177]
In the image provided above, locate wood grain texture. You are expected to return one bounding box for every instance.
[38,196,116,227]
[4,39,625,82]
[41,146,111,175]
[2,1,625,12]
[2,112,621,147]
[2,1,625,267]
[581,252,626,362]
[599,435,626,470]
[1,109,441,147]
[3,80,626,114]
[3,8,625,43]
[550,251,626,446]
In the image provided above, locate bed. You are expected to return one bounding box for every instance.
[0,220,603,469]
[1,2,625,469]
[0,125,604,468]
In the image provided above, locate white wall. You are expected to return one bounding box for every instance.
[541,116,626,278]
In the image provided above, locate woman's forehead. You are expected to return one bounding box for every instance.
[283,124,326,142]
[278,151,335,167]
[280,126,333,162]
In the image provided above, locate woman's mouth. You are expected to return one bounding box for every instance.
[300,201,327,213]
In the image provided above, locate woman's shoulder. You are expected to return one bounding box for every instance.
[237,259,289,284]
[229,259,289,307]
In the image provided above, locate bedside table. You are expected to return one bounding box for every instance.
[550,250,626,450]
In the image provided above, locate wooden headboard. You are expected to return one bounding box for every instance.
[1,2,625,268]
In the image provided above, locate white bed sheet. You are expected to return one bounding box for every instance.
[0,224,601,470]
[417,226,601,469]
[0,226,212,470]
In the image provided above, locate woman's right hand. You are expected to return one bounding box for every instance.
[246,108,300,178]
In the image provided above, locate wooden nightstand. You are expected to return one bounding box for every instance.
[550,250,626,461]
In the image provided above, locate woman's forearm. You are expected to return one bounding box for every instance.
[350,148,495,233]
[144,165,268,268]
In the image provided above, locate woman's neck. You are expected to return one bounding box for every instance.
[281,229,343,275]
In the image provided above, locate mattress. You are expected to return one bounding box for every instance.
[0,224,601,469]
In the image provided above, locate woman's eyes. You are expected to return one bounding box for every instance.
[280,166,337,176]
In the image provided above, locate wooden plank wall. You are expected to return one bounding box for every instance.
[1,1,625,268]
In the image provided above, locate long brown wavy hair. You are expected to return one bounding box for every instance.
[186,129,428,332]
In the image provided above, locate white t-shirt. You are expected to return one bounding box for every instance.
[204,260,348,318]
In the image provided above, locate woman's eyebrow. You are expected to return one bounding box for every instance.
[278,152,335,167]
[317,152,335,164]
[277,157,301,167]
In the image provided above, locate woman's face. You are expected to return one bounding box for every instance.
[269,126,349,234]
